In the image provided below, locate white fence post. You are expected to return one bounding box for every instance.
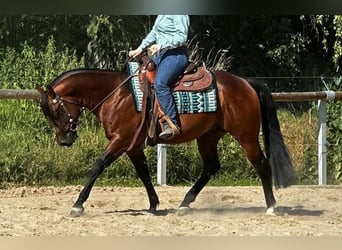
[157,144,167,185]
[317,100,327,185]
[317,90,336,185]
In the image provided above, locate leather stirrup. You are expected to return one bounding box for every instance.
[159,115,180,136]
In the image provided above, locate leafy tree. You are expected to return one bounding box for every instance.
[1,15,341,185]
[0,15,89,56]
[85,15,153,69]
[326,77,342,184]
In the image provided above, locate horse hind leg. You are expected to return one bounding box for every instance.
[178,133,222,215]
[240,140,276,215]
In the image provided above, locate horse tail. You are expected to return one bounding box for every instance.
[248,79,295,188]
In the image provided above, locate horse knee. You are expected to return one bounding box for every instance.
[89,158,106,178]
[212,164,221,175]
[204,161,220,177]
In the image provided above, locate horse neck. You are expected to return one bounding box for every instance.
[53,70,130,112]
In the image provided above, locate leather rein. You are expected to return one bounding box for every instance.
[89,67,140,113]
[52,65,140,147]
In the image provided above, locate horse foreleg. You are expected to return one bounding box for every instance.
[126,148,160,213]
[70,151,115,217]
[178,134,221,215]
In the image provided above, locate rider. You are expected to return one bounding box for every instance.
[129,15,190,140]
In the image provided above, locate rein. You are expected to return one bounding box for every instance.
[53,57,143,150]
[88,67,140,113]
[51,63,140,134]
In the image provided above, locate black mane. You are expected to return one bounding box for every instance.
[47,68,119,88]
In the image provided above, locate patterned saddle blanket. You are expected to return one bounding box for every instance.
[128,61,217,114]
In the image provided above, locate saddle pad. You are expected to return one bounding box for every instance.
[128,62,143,111]
[128,62,217,114]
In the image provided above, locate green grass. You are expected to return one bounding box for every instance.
[0,38,339,187]
[0,102,322,187]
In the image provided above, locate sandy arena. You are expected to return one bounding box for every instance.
[0,185,341,236]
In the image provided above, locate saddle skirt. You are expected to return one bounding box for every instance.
[128,61,217,114]
[174,64,213,92]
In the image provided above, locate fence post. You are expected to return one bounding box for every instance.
[157,144,167,185]
[317,100,327,185]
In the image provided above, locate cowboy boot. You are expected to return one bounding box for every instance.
[159,117,180,140]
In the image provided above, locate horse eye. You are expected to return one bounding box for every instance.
[70,123,78,131]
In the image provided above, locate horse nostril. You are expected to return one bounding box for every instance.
[60,140,73,147]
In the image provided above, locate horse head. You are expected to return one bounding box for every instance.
[37,85,84,147]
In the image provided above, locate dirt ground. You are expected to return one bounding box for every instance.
[0,185,341,236]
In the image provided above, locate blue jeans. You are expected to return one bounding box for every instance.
[152,46,188,125]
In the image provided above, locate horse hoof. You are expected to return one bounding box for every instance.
[70,207,84,217]
[148,208,157,215]
[177,207,190,216]
[266,206,276,216]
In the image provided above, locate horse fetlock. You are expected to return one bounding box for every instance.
[266,206,277,216]
[70,206,84,217]
[177,206,190,216]
[148,206,157,214]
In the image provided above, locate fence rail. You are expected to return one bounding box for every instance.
[1,89,342,101]
[1,89,341,185]
[272,91,342,101]
[0,89,40,99]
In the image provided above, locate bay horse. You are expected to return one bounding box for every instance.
[37,65,295,217]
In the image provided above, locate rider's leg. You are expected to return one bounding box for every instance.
[153,47,188,139]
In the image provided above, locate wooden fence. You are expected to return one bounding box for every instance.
[0,89,40,99]
[1,89,342,185]
[157,90,342,185]
[272,91,341,185]
[1,88,341,102]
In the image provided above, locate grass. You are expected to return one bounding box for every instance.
[0,102,320,187]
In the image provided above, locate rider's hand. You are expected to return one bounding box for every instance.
[148,44,160,55]
[129,48,142,58]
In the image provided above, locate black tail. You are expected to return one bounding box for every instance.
[248,79,295,188]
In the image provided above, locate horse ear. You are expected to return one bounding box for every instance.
[36,85,45,94]
[46,85,57,98]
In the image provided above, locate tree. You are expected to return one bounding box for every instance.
[85,15,154,69]
[1,14,341,93]
[0,15,89,54]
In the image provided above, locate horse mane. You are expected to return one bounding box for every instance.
[47,68,120,88]
[42,68,120,118]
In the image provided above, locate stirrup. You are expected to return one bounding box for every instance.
[159,116,180,140]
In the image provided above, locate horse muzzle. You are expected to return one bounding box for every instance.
[58,131,78,147]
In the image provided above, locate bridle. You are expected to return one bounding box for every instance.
[47,64,140,133]
[45,55,143,136]
[50,95,85,133]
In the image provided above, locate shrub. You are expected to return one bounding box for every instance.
[0,37,338,187]
[0,37,85,187]
[327,77,342,184]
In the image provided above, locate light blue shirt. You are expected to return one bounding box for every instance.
[138,15,189,51]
